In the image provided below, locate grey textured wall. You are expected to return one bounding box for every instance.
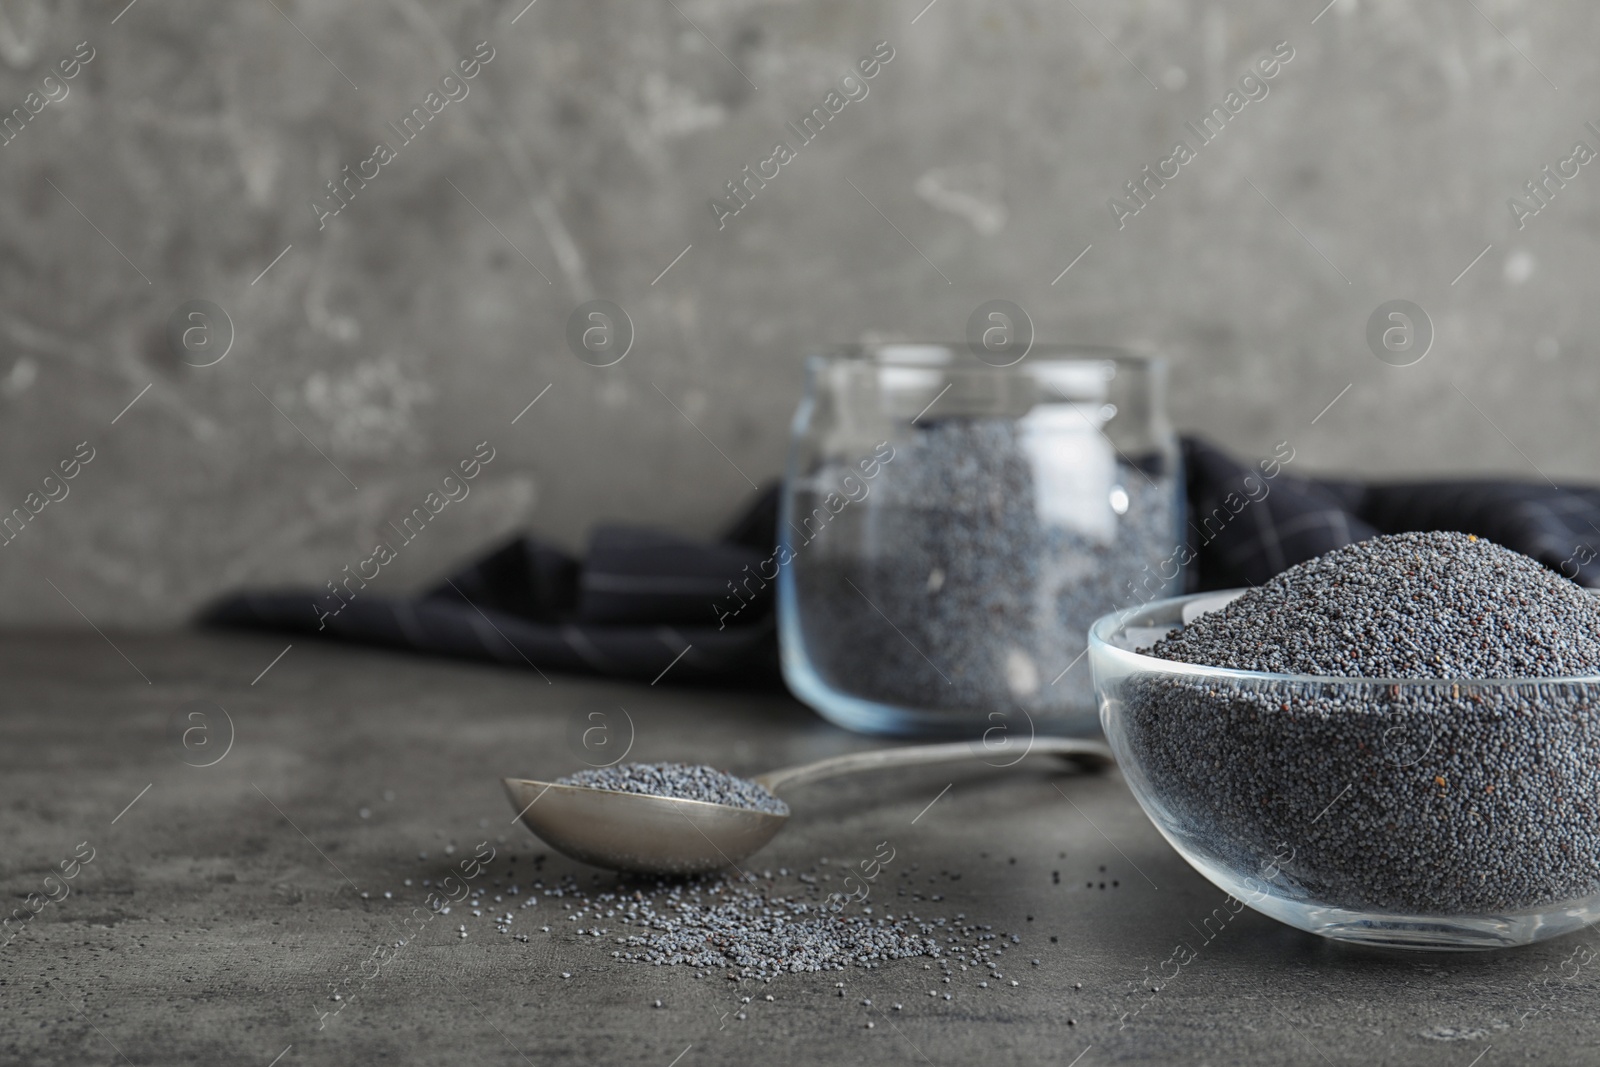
[0,0,1594,626]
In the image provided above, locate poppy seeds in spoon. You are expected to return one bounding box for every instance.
[556,762,790,816]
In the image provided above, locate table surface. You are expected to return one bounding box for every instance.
[2,632,1596,1067]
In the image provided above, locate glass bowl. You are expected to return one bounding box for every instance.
[777,343,1182,738]
[1089,590,1600,950]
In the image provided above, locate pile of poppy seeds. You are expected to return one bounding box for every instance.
[415,852,1034,1002]
[1129,531,1600,914]
[603,871,1018,982]
[555,762,790,816]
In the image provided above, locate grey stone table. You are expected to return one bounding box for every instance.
[3,632,1596,1066]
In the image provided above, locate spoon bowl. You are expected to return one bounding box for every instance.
[502,778,787,875]
[505,737,1112,875]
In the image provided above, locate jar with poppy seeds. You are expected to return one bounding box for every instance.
[777,343,1182,737]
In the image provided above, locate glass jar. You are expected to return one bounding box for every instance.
[777,343,1182,737]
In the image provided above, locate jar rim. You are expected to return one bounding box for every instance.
[807,343,1160,372]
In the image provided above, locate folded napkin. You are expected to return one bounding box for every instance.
[201,487,784,686]
[1184,438,1600,590]
[202,438,1600,685]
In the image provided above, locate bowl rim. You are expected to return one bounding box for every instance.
[1088,588,1600,687]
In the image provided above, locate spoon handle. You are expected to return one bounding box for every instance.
[752,737,1114,795]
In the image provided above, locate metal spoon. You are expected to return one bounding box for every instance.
[503,738,1113,875]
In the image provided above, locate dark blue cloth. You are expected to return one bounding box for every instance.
[1183,438,1600,591]
[202,439,1600,685]
[200,490,782,686]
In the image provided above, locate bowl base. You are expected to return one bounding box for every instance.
[1308,914,1570,951]
[1184,849,1600,950]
